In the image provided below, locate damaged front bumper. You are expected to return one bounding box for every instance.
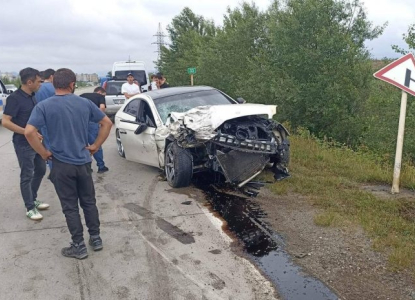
[167,105,290,192]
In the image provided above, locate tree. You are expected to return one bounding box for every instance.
[267,0,385,145]
[198,3,275,103]
[158,8,215,86]
[392,23,415,55]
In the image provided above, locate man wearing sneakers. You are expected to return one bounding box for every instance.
[2,68,48,220]
[25,68,112,259]
[80,87,109,173]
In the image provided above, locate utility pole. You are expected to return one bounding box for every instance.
[152,23,166,62]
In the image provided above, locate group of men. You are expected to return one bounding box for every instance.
[2,67,113,259]
[120,71,169,97]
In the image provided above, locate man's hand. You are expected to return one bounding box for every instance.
[86,144,99,155]
[37,132,43,140]
[41,150,52,161]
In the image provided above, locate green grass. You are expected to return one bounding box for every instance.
[265,131,415,274]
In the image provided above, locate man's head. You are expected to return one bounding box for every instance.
[151,74,157,82]
[53,68,77,93]
[156,72,165,85]
[19,68,42,92]
[39,71,45,81]
[43,69,55,82]
[127,72,134,84]
[94,87,106,96]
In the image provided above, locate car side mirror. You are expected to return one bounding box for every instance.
[236,97,246,104]
[134,123,148,135]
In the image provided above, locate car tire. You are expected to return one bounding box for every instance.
[165,142,193,188]
[116,129,125,158]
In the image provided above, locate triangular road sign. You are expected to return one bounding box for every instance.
[374,53,415,97]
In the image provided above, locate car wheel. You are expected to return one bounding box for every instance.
[116,129,125,158]
[165,142,193,188]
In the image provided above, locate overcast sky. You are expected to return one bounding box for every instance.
[0,0,413,76]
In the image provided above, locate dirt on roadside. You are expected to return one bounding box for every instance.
[254,187,415,300]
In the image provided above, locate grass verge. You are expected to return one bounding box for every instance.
[265,130,415,273]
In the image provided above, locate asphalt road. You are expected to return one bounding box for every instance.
[0,87,277,300]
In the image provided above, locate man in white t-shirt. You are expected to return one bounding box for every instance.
[121,73,141,99]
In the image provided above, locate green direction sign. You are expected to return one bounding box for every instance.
[187,67,196,75]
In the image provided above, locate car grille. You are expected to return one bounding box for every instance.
[213,133,278,154]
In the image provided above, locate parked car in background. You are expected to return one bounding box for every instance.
[0,79,9,119]
[5,84,17,94]
[105,80,127,117]
[114,86,290,195]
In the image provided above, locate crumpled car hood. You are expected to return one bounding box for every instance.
[168,104,277,140]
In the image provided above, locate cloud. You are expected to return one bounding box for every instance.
[0,0,413,76]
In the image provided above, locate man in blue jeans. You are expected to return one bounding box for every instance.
[80,87,109,173]
[2,68,48,220]
[25,68,112,259]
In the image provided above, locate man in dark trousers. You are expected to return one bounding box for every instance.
[25,68,112,259]
[80,87,109,173]
[2,67,48,220]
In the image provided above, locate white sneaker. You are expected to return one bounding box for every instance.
[34,200,50,210]
[26,208,43,220]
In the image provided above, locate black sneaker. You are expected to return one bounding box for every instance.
[89,236,103,251]
[97,166,109,173]
[61,241,88,259]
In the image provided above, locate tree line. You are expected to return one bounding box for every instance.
[158,0,415,162]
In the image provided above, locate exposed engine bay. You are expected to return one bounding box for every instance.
[168,113,290,196]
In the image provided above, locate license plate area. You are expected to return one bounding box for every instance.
[113,99,125,104]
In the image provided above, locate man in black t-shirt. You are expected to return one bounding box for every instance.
[80,87,109,173]
[2,68,48,220]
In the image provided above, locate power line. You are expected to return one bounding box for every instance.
[152,23,167,61]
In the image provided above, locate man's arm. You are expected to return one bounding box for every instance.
[86,116,112,154]
[2,115,25,135]
[25,125,52,160]
[99,104,106,112]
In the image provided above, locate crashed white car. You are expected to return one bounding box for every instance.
[114,86,290,193]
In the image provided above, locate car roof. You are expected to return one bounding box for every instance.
[144,86,216,100]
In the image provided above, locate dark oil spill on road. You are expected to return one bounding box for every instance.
[194,178,338,300]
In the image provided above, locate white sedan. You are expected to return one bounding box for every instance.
[114,86,290,193]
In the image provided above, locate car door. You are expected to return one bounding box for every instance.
[132,100,159,167]
[117,99,159,167]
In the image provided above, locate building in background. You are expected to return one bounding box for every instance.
[76,73,99,83]
[0,72,17,81]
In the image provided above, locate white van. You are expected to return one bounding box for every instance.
[112,61,150,92]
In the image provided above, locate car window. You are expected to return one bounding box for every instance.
[137,101,156,127]
[124,99,141,116]
[154,90,236,123]
[106,81,125,95]
[114,71,147,86]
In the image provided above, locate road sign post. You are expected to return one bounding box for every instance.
[374,53,415,194]
[391,90,408,193]
[187,67,196,86]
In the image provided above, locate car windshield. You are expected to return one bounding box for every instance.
[114,71,147,86]
[155,90,236,123]
[106,81,125,96]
